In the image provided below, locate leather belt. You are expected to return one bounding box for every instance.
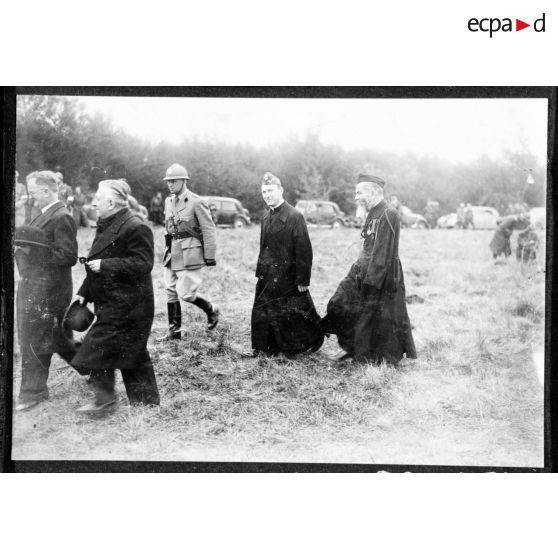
[171,231,196,240]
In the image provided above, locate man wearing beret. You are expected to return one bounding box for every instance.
[321,174,416,364]
[14,171,78,411]
[71,179,160,413]
[159,163,219,341]
[249,172,324,357]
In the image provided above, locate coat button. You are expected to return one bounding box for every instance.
[274,263,278,267]
[274,278,278,283]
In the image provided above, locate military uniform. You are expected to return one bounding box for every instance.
[162,186,218,337]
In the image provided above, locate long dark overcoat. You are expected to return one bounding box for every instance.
[251,202,323,355]
[322,200,416,364]
[16,201,77,354]
[71,208,155,371]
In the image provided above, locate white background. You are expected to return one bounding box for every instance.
[2,1,556,556]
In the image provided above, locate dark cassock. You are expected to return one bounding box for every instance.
[15,200,78,408]
[251,175,323,356]
[321,176,416,365]
[71,203,160,407]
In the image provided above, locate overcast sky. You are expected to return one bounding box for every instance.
[76,96,548,164]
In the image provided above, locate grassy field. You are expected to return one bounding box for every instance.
[11,223,546,466]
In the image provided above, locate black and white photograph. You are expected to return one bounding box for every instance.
[6,89,551,468]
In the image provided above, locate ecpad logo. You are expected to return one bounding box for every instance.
[468,13,546,37]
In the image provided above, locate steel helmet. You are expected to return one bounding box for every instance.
[164,163,190,181]
[63,300,95,332]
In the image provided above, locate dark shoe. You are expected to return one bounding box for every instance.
[76,397,118,415]
[15,389,49,411]
[15,399,42,412]
[207,305,220,330]
[328,350,353,362]
[309,335,325,353]
[239,349,261,358]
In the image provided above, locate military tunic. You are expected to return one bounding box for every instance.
[251,201,323,355]
[322,199,416,364]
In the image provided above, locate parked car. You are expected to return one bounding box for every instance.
[438,206,501,229]
[529,206,546,229]
[200,196,251,228]
[399,206,428,229]
[295,200,350,228]
[437,212,458,229]
[469,206,500,229]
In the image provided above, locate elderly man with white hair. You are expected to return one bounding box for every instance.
[321,174,416,365]
[71,179,160,414]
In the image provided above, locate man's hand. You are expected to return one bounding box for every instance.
[86,259,102,273]
[76,295,86,306]
[297,285,309,292]
[205,259,217,267]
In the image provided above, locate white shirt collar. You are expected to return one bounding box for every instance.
[270,199,285,211]
[41,200,60,214]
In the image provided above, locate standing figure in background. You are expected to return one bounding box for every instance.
[516,223,540,263]
[463,203,475,229]
[71,180,160,414]
[149,192,165,225]
[72,186,88,227]
[489,213,530,260]
[160,163,219,341]
[321,174,416,365]
[14,171,78,411]
[249,172,324,357]
[55,172,74,208]
[456,203,465,229]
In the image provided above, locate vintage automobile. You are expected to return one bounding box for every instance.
[529,206,546,229]
[200,196,251,228]
[399,205,428,229]
[438,206,501,229]
[295,200,350,228]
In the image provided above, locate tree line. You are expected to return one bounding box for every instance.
[16,95,546,218]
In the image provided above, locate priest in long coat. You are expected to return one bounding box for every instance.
[71,179,160,413]
[250,172,323,357]
[321,174,416,365]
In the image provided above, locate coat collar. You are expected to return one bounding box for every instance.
[28,200,65,228]
[88,208,135,258]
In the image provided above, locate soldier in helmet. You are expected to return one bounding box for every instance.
[160,163,219,340]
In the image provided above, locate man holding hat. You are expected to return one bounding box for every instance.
[71,179,160,413]
[321,174,416,364]
[14,170,78,411]
[249,172,323,357]
[160,163,218,341]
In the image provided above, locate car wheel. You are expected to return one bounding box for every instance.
[417,221,427,229]
[332,220,343,229]
[233,217,246,229]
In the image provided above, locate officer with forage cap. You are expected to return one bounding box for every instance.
[160,163,218,340]
[249,171,323,356]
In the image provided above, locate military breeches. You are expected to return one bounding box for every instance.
[164,266,205,303]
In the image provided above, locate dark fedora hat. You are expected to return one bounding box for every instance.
[63,300,95,332]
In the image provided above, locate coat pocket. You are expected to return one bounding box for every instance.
[181,239,205,267]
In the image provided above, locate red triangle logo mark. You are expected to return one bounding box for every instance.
[516,19,530,31]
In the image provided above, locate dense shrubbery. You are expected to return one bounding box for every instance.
[16,95,546,216]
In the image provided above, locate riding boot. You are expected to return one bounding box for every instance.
[191,295,220,330]
[158,301,182,341]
